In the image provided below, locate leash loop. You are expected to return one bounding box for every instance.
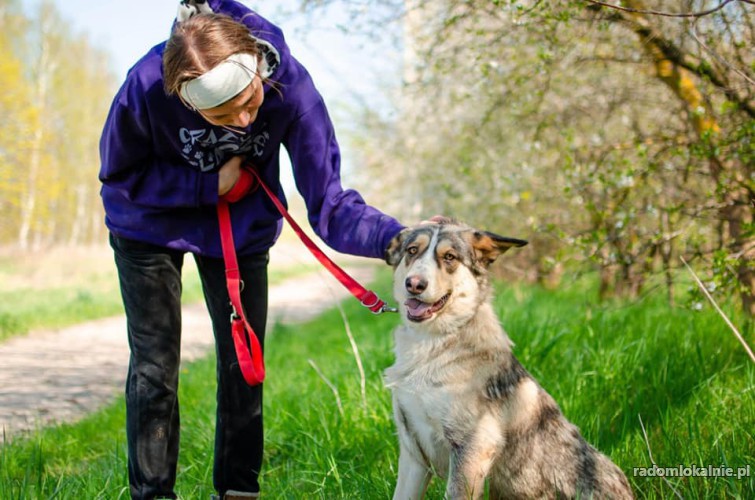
[218,197,266,386]
[359,291,380,310]
[359,290,397,314]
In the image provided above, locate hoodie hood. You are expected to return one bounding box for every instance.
[175,0,285,80]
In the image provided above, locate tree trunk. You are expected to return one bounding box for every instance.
[17,6,54,249]
[660,210,675,308]
[18,123,43,249]
[68,184,87,246]
[723,201,755,316]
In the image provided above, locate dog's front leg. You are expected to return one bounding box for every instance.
[392,398,432,500]
[394,446,432,500]
[445,451,487,499]
[444,420,501,500]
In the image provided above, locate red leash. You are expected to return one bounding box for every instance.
[217,165,396,386]
[217,198,266,386]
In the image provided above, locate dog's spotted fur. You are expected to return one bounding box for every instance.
[384,220,632,499]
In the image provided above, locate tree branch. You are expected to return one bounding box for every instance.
[690,18,755,87]
[604,9,755,118]
[585,0,738,18]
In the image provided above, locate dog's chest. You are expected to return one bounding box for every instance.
[386,327,496,471]
[390,374,464,475]
[385,325,500,396]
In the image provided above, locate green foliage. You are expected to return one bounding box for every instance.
[1,274,752,498]
[684,250,749,310]
[349,0,755,313]
[0,1,117,247]
[0,9,35,243]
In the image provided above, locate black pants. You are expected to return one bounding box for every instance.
[110,234,267,499]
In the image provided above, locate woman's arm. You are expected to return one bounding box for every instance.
[284,97,404,259]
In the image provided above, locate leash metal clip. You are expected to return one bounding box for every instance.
[376,304,399,314]
[230,302,241,322]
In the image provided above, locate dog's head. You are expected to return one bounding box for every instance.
[385,219,527,330]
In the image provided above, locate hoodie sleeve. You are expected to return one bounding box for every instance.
[98,76,219,208]
[284,94,404,259]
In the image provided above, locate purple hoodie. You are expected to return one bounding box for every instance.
[99,0,403,259]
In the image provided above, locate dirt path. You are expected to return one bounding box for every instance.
[0,243,378,439]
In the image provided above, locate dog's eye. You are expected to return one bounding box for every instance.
[407,246,419,255]
[444,252,456,262]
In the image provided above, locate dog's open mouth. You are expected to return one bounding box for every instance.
[404,293,450,322]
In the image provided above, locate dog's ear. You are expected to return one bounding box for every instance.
[385,228,411,267]
[472,231,528,266]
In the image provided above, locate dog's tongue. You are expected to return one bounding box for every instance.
[404,298,432,317]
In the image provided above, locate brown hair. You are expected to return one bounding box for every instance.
[163,13,261,98]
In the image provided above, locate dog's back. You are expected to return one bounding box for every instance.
[385,221,632,499]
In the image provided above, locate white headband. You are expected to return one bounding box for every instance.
[180,53,258,110]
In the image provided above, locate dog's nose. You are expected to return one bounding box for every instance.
[405,276,427,295]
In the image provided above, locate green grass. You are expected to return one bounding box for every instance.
[0,273,202,343]
[1,272,753,498]
[0,254,315,342]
